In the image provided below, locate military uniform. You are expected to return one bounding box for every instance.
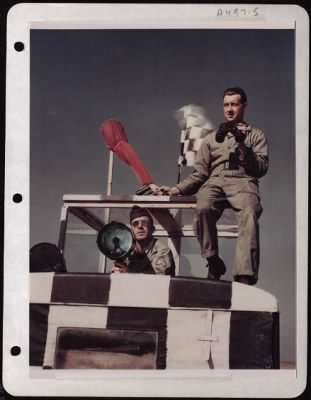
[126,238,175,276]
[176,125,268,283]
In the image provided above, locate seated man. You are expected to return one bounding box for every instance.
[155,87,268,285]
[112,206,175,276]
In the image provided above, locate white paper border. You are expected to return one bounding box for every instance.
[4,3,309,397]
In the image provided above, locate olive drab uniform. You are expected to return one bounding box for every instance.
[176,125,268,283]
[126,238,175,276]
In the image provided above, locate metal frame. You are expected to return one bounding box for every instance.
[58,194,239,275]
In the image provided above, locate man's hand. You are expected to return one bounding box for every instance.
[153,186,181,196]
[111,262,128,273]
[236,122,249,134]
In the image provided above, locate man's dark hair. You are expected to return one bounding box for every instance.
[223,87,247,104]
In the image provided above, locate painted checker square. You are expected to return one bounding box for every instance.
[168,277,232,309]
[51,273,111,305]
[30,273,279,369]
[29,304,49,366]
[229,311,279,369]
[166,309,231,369]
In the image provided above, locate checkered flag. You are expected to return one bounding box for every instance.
[175,105,214,181]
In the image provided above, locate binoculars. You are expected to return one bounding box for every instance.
[215,122,245,143]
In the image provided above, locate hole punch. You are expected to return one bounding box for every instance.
[11,346,21,356]
[12,193,23,203]
[14,42,24,52]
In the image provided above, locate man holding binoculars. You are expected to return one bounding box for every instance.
[156,87,269,285]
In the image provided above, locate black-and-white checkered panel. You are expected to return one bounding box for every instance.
[175,104,214,167]
[30,273,279,370]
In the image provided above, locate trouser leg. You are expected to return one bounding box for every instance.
[227,187,262,282]
[193,183,225,258]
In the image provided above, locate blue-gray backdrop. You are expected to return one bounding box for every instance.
[30,29,295,364]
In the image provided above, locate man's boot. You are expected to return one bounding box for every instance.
[206,255,226,280]
[234,275,257,285]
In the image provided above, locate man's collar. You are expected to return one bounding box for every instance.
[142,237,156,253]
